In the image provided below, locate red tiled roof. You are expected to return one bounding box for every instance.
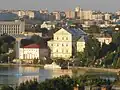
[24,44,40,48]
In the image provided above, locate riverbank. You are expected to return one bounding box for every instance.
[72,66,120,73]
[0,63,44,68]
[0,63,120,73]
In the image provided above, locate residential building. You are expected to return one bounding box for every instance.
[77,36,85,52]
[81,10,93,20]
[75,6,82,19]
[65,10,75,19]
[92,13,104,20]
[19,44,48,60]
[52,11,61,20]
[19,44,40,60]
[104,13,111,20]
[74,6,93,20]
[96,36,112,45]
[0,20,25,35]
[39,9,49,14]
[48,28,86,59]
[41,21,55,30]
[116,10,120,15]
[18,10,35,18]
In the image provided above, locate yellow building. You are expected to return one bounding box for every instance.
[77,36,85,52]
[18,10,35,18]
[48,28,86,60]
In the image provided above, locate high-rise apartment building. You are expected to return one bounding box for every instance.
[52,11,61,20]
[65,10,75,19]
[74,6,93,20]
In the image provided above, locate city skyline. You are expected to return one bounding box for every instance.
[0,0,120,12]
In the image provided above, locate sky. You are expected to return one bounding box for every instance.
[0,0,120,12]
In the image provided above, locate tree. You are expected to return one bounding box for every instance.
[1,85,13,90]
[75,52,87,66]
[88,25,101,34]
[112,32,120,46]
[84,36,101,66]
[1,43,9,53]
[40,28,48,35]
[30,35,45,46]
[103,52,115,67]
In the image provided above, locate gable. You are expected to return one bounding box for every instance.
[54,28,71,36]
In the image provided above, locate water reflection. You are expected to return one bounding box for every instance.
[0,66,72,85]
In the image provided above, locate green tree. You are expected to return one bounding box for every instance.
[1,43,8,53]
[104,52,115,67]
[88,25,101,34]
[1,85,13,90]
[84,36,101,66]
[75,52,87,66]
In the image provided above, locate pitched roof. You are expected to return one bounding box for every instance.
[77,36,85,42]
[24,44,40,48]
[67,28,86,36]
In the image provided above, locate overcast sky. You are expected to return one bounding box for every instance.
[0,0,120,12]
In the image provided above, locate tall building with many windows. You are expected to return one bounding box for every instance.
[0,20,25,35]
[65,10,75,19]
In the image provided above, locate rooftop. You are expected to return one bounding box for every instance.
[24,44,40,48]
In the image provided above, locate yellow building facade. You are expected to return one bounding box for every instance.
[77,36,85,52]
[48,28,72,59]
[48,28,86,60]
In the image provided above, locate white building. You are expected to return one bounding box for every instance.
[19,44,40,60]
[96,37,112,45]
[104,13,111,21]
[0,20,25,35]
[81,10,93,20]
[65,10,75,19]
[52,11,61,20]
[41,21,55,30]
[92,13,103,20]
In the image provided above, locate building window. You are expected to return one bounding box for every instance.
[51,44,53,46]
[62,44,64,46]
[56,49,58,52]
[66,50,68,53]
[56,37,59,40]
[66,44,68,46]
[57,44,59,46]
[66,37,68,40]
[62,49,64,53]
[62,37,64,40]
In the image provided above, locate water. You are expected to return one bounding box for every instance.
[0,66,72,85]
[0,66,117,85]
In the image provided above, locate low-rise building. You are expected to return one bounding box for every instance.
[96,36,112,45]
[41,21,55,30]
[19,44,40,60]
[19,44,49,60]
[77,36,85,52]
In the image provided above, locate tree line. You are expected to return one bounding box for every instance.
[0,75,114,90]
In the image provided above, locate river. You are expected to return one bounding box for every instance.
[0,66,118,86]
[0,66,72,85]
